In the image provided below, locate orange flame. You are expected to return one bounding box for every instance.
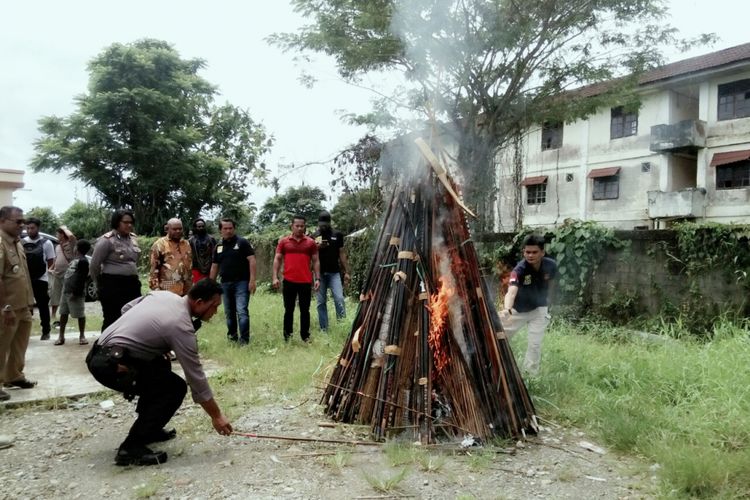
[428,276,453,373]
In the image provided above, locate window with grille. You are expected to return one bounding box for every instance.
[526,183,547,205]
[593,175,619,200]
[541,122,563,150]
[716,161,750,189]
[717,79,750,121]
[610,106,638,139]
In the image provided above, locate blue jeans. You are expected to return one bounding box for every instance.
[316,272,346,330]
[221,281,250,343]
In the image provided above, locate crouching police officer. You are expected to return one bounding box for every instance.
[86,279,232,466]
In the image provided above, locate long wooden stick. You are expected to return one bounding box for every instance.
[414,137,477,218]
[232,431,382,446]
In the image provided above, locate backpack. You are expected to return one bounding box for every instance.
[23,239,47,280]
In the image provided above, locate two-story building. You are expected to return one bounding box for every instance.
[496,42,750,230]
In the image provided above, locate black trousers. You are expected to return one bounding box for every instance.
[282,280,312,340]
[98,274,141,331]
[31,279,51,335]
[86,343,187,446]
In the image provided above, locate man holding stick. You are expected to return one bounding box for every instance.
[86,279,233,466]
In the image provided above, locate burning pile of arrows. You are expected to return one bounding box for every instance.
[322,138,537,443]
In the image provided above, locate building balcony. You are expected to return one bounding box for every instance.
[647,188,706,219]
[649,119,706,153]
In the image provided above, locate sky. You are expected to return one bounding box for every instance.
[1,0,747,216]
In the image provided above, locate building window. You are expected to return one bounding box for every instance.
[610,106,638,139]
[593,176,619,200]
[541,122,563,150]
[717,79,750,121]
[521,176,548,204]
[716,161,750,189]
[526,183,547,204]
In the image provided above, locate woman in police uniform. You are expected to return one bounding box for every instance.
[90,209,142,331]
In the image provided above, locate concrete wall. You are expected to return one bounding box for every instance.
[589,230,747,314]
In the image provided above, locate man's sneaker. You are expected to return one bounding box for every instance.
[5,378,36,389]
[115,444,167,466]
[0,389,10,401]
[145,428,176,444]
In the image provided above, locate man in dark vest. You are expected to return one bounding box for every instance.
[22,217,55,340]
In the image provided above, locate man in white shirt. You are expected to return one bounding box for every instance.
[22,217,55,340]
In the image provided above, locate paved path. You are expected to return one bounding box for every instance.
[2,331,104,406]
[2,305,212,407]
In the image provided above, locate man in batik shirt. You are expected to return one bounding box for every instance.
[148,218,192,296]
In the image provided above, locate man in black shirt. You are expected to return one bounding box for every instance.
[311,211,349,331]
[500,234,557,375]
[209,218,256,344]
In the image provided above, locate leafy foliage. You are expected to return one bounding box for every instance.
[329,134,385,235]
[544,220,625,309]
[331,189,383,235]
[331,134,384,194]
[273,0,713,232]
[32,39,272,235]
[255,185,327,232]
[343,227,377,296]
[25,207,60,233]
[673,222,750,278]
[657,222,750,336]
[59,201,110,240]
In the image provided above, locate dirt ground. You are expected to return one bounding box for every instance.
[0,389,657,500]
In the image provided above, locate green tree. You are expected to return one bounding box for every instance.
[256,186,327,232]
[329,134,385,234]
[331,189,383,235]
[272,0,712,232]
[25,207,61,234]
[32,39,272,236]
[59,200,110,240]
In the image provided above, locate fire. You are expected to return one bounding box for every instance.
[428,276,453,373]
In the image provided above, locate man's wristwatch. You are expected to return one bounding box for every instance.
[2,304,12,313]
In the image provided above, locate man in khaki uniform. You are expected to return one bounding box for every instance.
[0,206,36,401]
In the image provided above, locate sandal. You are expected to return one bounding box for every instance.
[54,338,65,346]
[79,337,89,345]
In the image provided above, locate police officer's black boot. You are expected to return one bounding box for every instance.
[115,439,167,466]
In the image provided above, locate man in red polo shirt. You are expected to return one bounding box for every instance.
[272,215,320,343]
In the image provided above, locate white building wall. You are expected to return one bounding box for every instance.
[702,70,750,223]
[497,66,750,230]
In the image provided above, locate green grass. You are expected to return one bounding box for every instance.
[187,291,750,498]
[516,318,750,498]
[364,467,410,494]
[197,289,355,416]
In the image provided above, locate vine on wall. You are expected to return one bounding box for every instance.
[545,220,625,310]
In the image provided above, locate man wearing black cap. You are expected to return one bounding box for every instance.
[311,210,349,331]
